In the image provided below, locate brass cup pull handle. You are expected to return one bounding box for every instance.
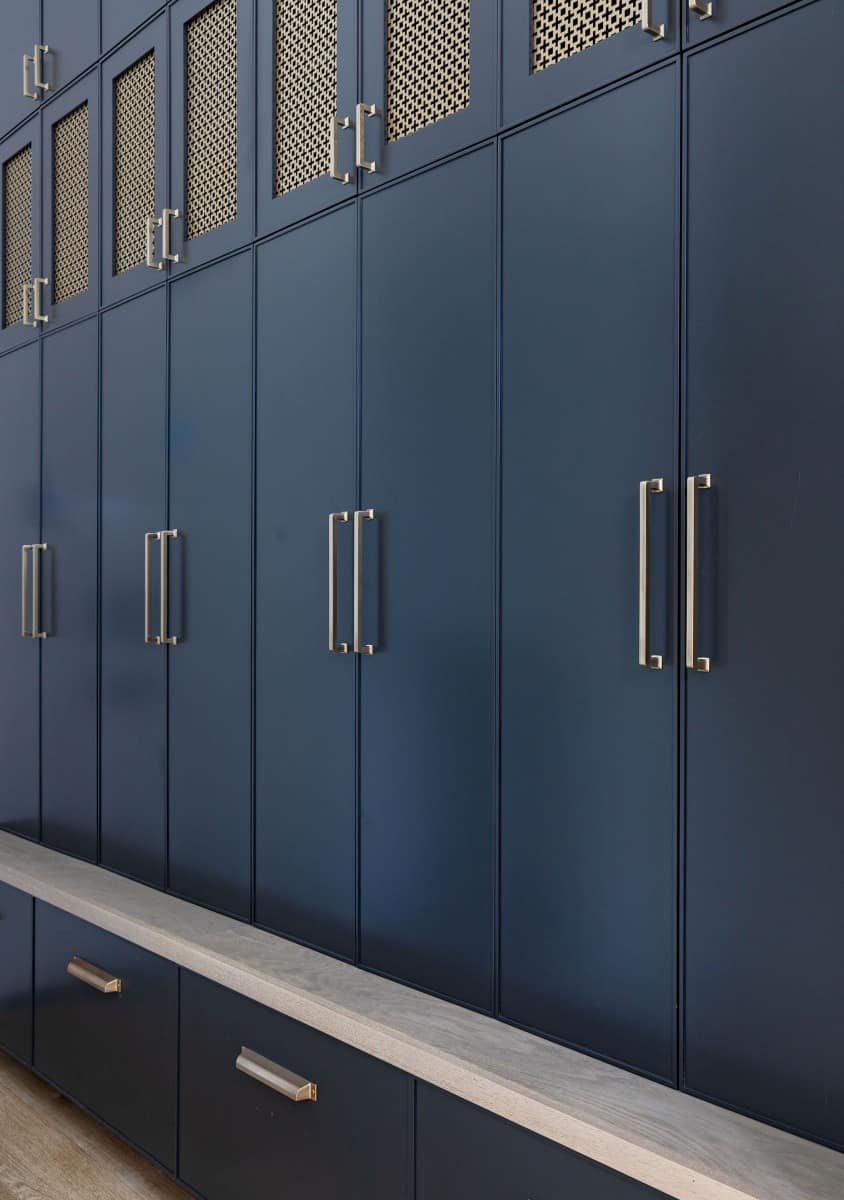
[641,0,666,39]
[639,479,665,670]
[355,102,378,174]
[23,54,38,100]
[146,215,163,270]
[689,0,713,18]
[236,1047,317,1103]
[21,544,48,639]
[686,474,712,672]
[329,114,353,185]
[145,532,161,644]
[159,530,180,646]
[353,509,376,656]
[329,512,350,654]
[67,957,122,994]
[162,208,180,263]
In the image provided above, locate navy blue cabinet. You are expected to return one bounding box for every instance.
[100,288,168,887]
[683,0,798,46]
[0,115,41,355]
[168,251,253,918]
[683,0,844,1149]
[0,0,39,138]
[359,148,497,1010]
[41,0,99,94]
[103,0,164,54]
[500,66,679,1082]
[0,881,33,1064]
[0,343,40,840]
[255,205,358,957]
[40,317,99,861]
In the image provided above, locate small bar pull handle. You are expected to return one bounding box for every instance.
[21,545,48,639]
[329,512,350,654]
[355,102,378,174]
[689,0,713,18]
[329,114,353,184]
[162,208,180,263]
[353,509,376,656]
[236,1047,317,1103]
[23,54,38,100]
[67,957,122,995]
[639,479,664,670]
[32,277,49,324]
[145,532,161,645]
[686,474,712,672]
[33,44,50,92]
[641,0,666,39]
[146,215,163,270]
[159,530,179,646]
[22,282,36,327]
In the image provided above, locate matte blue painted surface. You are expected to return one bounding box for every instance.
[0,115,42,355]
[0,0,39,140]
[41,0,99,93]
[0,881,33,1063]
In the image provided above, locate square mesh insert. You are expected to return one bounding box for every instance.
[3,145,32,328]
[274,0,337,196]
[385,0,471,144]
[53,102,90,305]
[114,51,156,275]
[532,0,639,73]
[185,0,238,240]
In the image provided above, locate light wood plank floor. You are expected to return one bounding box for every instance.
[0,1050,190,1200]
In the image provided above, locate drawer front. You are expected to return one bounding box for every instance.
[33,903,177,1168]
[417,1085,667,1200]
[180,972,412,1200]
[0,882,33,1063]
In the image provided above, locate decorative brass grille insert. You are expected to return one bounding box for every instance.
[53,102,90,305]
[274,0,337,196]
[114,51,156,275]
[385,0,471,144]
[185,0,238,240]
[532,0,639,73]
[3,145,32,328]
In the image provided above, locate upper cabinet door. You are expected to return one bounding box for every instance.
[503,0,679,126]
[0,0,39,139]
[359,0,497,187]
[41,70,100,327]
[0,116,41,354]
[257,0,358,236]
[103,0,166,54]
[101,17,168,305]
[169,0,255,270]
[41,0,99,93]
[684,0,798,46]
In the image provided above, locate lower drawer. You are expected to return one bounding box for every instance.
[417,1084,667,1199]
[34,902,177,1168]
[0,881,32,1063]
[180,972,412,1200]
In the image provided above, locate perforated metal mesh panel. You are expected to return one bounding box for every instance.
[3,145,32,328]
[385,0,471,144]
[532,0,639,72]
[114,51,156,275]
[185,0,238,240]
[274,0,337,196]
[53,102,90,304]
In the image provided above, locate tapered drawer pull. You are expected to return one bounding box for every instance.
[67,957,122,994]
[236,1047,318,1103]
[639,478,664,670]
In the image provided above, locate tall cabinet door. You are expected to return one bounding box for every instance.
[500,66,679,1082]
[684,0,844,1148]
[101,288,168,887]
[0,342,40,840]
[257,0,358,236]
[169,252,253,918]
[0,0,39,140]
[41,0,100,93]
[41,317,99,861]
[255,206,358,957]
[0,116,41,355]
[360,148,497,1010]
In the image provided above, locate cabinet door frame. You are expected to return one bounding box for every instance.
[101,16,169,307]
[0,115,42,354]
[0,0,41,143]
[683,0,799,47]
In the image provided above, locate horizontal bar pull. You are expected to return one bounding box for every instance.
[639,478,664,670]
[67,956,122,994]
[236,1047,318,1103]
[686,473,712,673]
[353,509,377,655]
[21,544,48,639]
[641,0,666,39]
[689,0,714,18]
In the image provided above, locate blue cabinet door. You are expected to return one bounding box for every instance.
[359,0,497,187]
[500,66,679,1082]
[41,0,99,93]
[256,0,359,236]
[684,0,844,1149]
[169,252,253,919]
[168,0,255,270]
[0,882,33,1063]
[359,148,497,1010]
[683,0,800,46]
[0,342,40,840]
[101,16,169,306]
[255,206,358,957]
[41,317,99,861]
[0,116,42,355]
[503,0,679,126]
[100,288,168,887]
[0,0,39,139]
[103,0,164,53]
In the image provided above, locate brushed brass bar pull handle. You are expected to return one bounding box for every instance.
[353,509,376,656]
[355,102,378,174]
[159,530,179,646]
[689,0,713,18]
[146,215,163,270]
[67,957,122,994]
[329,114,353,184]
[686,474,712,672]
[329,512,350,653]
[21,545,48,639]
[161,208,180,263]
[236,1047,317,1103]
[145,532,161,645]
[32,277,49,324]
[639,479,664,670]
[641,0,666,39]
[23,54,37,100]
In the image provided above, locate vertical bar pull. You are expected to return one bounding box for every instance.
[641,0,666,39]
[32,278,49,324]
[686,474,712,672]
[23,54,38,100]
[353,509,376,656]
[162,208,181,263]
[329,115,353,184]
[639,478,664,670]
[21,544,48,639]
[689,0,713,18]
[355,103,378,174]
[145,532,161,645]
[159,530,180,646]
[33,44,50,92]
[22,283,35,327]
[146,215,163,270]
[329,512,350,654]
